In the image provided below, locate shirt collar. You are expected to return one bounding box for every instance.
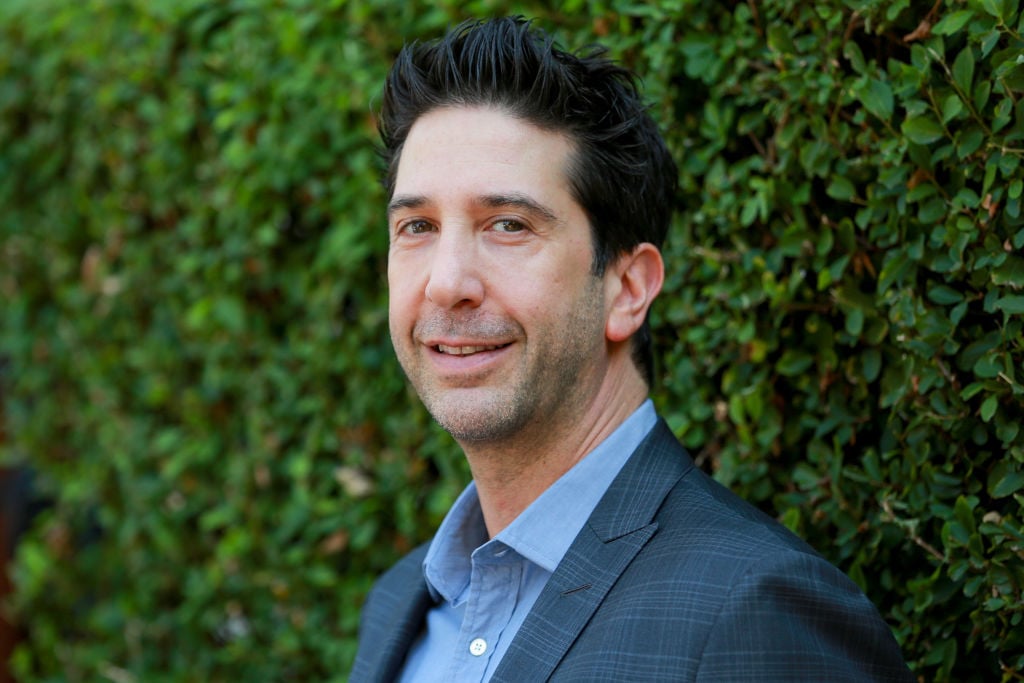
[421,400,657,604]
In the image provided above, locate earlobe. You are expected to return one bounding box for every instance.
[606,243,664,343]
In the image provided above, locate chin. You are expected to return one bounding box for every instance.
[428,399,526,445]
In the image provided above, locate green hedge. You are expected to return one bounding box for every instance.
[1,0,1021,680]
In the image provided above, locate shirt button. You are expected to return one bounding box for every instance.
[469,638,488,656]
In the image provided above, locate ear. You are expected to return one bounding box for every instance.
[605,243,664,343]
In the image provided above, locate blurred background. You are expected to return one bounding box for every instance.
[1,0,1022,680]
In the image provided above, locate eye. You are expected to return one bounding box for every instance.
[398,219,436,235]
[491,218,527,233]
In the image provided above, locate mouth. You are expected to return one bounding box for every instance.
[435,343,510,356]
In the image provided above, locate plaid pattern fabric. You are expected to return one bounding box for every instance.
[352,542,433,682]
[352,420,913,682]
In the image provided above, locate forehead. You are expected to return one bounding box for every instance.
[393,106,576,204]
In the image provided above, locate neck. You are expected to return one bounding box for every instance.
[462,362,649,537]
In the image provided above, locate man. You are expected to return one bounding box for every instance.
[352,17,913,682]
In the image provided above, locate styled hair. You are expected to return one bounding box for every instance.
[379,16,677,386]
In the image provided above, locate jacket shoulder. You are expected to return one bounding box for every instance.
[359,541,430,633]
[561,425,912,680]
[351,542,432,683]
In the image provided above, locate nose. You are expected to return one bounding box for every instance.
[424,230,484,308]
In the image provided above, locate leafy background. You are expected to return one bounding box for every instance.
[1,0,1021,681]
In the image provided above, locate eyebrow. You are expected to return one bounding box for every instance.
[387,192,559,223]
[478,193,558,222]
[387,194,429,217]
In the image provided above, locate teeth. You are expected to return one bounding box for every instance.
[437,344,501,355]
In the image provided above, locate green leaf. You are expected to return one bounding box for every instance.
[953,186,981,210]
[767,24,797,55]
[960,331,1003,369]
[918,197,947,223]
[931,10,976,35]
[679,36,721,81]
[981,0,1006,20]
[880,360,911,408]
[776,350,814,376]
[980,28,1001,57]
[941,92,965,122]
[988,461,1024,497]
[994,295,1024,314]
[957,125,985,158]
[928,285,964,305]
[996,415,1020,446]
[980,394,999,422]
[992,97,1013,132]
[953,47,976,95]
[1004,63,1024,92]
[861,347,882,382]
[843,41,866,74]
[740,198,759,226]
[845,307,864,336]
[974,353,1004,378]
[907,182,937,203]
[860,78,894,120]
[902,115,946,144]
[954,495,978,535]
[951,301,969,325]
[827,176,856,201]
[879,251,916,292]
[973,77,992,110]
[992,256,1024,286]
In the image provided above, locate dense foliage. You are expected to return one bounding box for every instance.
[1,0,1021,680]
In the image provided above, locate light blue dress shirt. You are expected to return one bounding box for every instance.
[399,400,657,682]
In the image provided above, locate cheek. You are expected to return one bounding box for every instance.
[388,292,414,328]
[387,270,418,333]
[388,250,424,294]
[504,272,582,326]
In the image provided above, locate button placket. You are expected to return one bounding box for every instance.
[447,541,520,679]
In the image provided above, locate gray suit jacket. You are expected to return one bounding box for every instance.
[351,420,913,681]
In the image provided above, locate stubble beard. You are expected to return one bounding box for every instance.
[396,281,606,448]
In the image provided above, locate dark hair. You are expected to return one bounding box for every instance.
[379,16,677,386]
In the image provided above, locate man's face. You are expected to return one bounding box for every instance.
[387,106,613,445]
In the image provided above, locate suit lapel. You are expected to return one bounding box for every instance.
[355,544,435,683]
[491,420,691,682]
